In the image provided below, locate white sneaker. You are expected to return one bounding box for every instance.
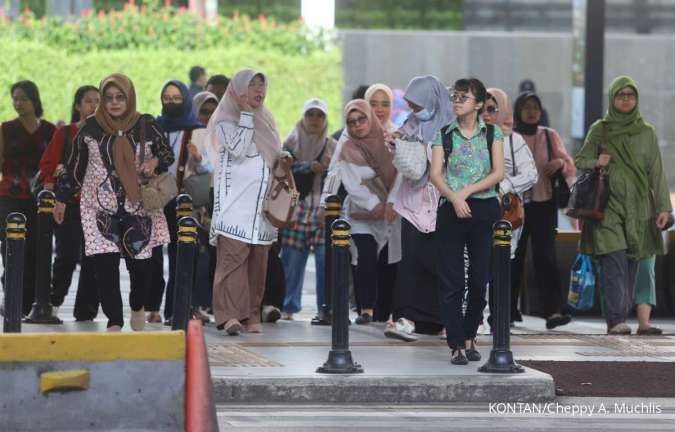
[262,305,281,323]
[281,312,294,321]
[130,308,145,331]
[384,318,418,342]
[51,306,59,318]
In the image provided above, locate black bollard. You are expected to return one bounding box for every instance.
[317,219,363,374]
[311,195,341,326]
[172,216,198,331]
[3,213,27,333]
[25,190,62,324]
[176,193,193,220]
[479,220,524,374]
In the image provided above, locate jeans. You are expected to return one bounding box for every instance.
[281,244,325,314]
[435,199,499,350]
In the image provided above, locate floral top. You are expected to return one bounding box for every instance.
[431,118,503,199]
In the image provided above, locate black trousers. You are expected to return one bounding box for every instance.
[352,234,397,321]
[511,199,564,318]
[0,197,37,315]
[435,199,499,350]
[91,252,151,328]
[49,203,98,319]
[262,242,286,309]
[147,199,177,317]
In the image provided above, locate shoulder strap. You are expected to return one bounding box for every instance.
[315,138,328,162]
[508,135,517,176]
[139,117,147,164]
[544,128,552,161]
[441,124,452,168]
[61,125,72,165]
[485,123,498,193]
[599,122,608,155]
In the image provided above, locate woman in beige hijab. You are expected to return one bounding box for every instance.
[207,69,286,335]
[54,73,174,332]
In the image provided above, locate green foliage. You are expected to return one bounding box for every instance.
[2,4,335,55]
[335,0,462,30]
[0,37,343,138]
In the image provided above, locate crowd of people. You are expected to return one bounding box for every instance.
[0,66,670,364]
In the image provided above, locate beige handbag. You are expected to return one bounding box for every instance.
[263,155,299,228]
[139,118,178,210]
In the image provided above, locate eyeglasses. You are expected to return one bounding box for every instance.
[346,115,368,127]
[305,110,326,118]
[450,93,476,103]
[162,96,184,104]
[615,91,636,101]
[485,106,499,114]
[104,94,127,103]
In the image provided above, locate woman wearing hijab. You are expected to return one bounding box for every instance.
[147,80,210,325]
[0,80,55,316]
[40,85,100,321]
[207,69,285,336]
[338,99,400,324]
[384,75,452,341]
[511,91,575,330]
[54,73,174,331]
[279,98,336,320]
[575,76,671,335]
[483,88,538,326]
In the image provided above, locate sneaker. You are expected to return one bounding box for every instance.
[450,348,468,365]
[608,322,632,335]
[51,306,60,319]
[106,325,122,332]
[465,339,481,362]
[147,312,162,323]
[262,305,282,323]
[637,326,663,336]
[192,307,210,324]
[384,318,418,342]
[546,313,572,330]
[130,308,145,331]
[439,329,447,340]
[354,313,372,325]
[281,312,294,321]
[223,319,243,336]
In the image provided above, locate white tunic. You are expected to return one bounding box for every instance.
[210,112,276,246]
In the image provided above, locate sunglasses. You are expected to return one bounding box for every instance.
[615,91,636,100]
[485,106,499,114]
[450,93,476,103]
[104,94,127,103]
[346,115,368,127]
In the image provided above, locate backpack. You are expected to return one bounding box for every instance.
[439,123,498,193]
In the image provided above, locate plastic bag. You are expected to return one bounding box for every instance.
[567,253,595,310]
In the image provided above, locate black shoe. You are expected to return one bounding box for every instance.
[465,340,481,362]
[546,313,571,330]
[637,326,663,336]
[512,309,523,322]
[354,313,372,325]
[451,349,468,365]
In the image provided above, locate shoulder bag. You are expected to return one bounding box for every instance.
[544,128,571,209]
[139,118,178,210]
[263,154,299,228]
[501,135,525,229]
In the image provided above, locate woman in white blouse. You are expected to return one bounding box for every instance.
[206,69,286,336]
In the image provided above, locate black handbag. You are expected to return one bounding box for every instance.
[544,129,571,209]
[566,123,610,221]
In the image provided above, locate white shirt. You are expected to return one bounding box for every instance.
[210,113,276,246]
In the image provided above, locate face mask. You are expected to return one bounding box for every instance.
[163,103,183,118]
[414,109,434,122]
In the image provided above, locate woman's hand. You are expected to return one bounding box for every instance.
[656,212,671,230]
[384,202,397,223]
[450,189,472,218]
[311,161,324,174]
[544,158,564,177]
[53,201,66,225]
[188,142,202,162]
[596,154,611,169]
[140,158,159,176]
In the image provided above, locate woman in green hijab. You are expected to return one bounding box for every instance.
[575,76,671,335]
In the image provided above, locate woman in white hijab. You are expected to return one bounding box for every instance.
[206,69,285,336]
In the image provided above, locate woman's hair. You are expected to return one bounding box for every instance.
[453,77,487,114]
[10,80,43,118]
[71,85,99,123]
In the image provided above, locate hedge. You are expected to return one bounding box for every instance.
[0,38,343,137]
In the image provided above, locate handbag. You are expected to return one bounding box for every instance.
[139,118,178,210]
[392,138,428,182]
[566,123,610,221]
[501,136,524,229]
[567,253,596,311]
[263,155,299,228]
[544,128,571,209]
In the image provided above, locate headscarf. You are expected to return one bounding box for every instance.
[586,75,651,199]
[192,91,219,122]
[206,69,281,168]
[95,73,142,204]
[364,83,395,131]
[513,91,542,136]
[340,99,396,191]
[487,87,513,136]
[400,75,453,143]
[156,80,204,132]
[284,98,328,162]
